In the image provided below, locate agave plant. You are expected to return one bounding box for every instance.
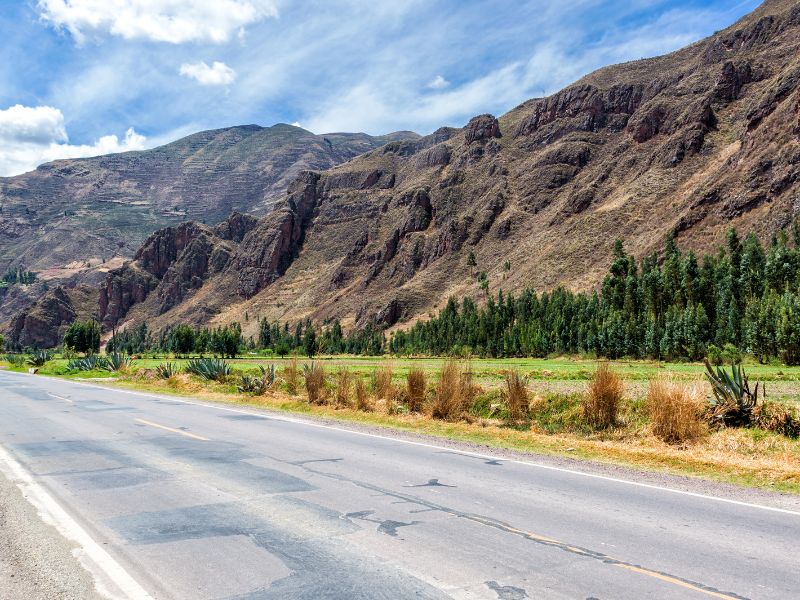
[185,357,231,381]
[236,365,277,395]
[155,362,178,379]
[67,355,110,372]
[26,349,53,367]
[5,353,26,366]
[704,359,762,427]
[105,353,132,372]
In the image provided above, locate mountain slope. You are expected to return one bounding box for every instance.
[0,124,419,273]
[20,0,800,345]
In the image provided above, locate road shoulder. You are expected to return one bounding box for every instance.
[0,468,102,600]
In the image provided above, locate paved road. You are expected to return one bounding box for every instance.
[0,370,798,600]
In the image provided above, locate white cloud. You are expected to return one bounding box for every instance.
[0,105,146,176]
[37,0,279,44]
[426,75,449,90]
[179,61,236,86]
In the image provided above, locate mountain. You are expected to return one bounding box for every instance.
[10,0,800,347]
[0,124,419,273]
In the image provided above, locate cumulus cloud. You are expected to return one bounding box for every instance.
[0,105,146,176]
[179,61,236,86]
[426,75,449,90]
[37,0,279,44]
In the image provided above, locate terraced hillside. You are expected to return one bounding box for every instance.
[0,124,418,272]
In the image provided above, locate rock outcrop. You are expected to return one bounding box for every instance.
[8,287,77,349]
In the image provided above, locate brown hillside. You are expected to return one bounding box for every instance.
[86,0,800,341]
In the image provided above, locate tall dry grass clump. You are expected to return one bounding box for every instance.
[374,364,394,400]
[504,370,530,423]
[283,358,299,395]
[406,368,427,412]
[583,362,624,429]
[430,360,471,421]
[647,377,707,443]
[303,362,327,404]
[334,368,353,407]
[354,378,372,412]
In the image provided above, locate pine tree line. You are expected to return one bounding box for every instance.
[390,227,800,364]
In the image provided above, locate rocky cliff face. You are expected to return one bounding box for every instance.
[56,1,800,340]
[7,285,97,349]
[0,125,419,274]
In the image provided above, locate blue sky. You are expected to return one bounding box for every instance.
[0,0,760,176]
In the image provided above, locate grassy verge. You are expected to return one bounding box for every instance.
[5,358,799,495]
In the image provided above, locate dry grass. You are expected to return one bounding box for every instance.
[303,362,327,405]
[647,377,707,443]
[430,360,472,421]
[374,364,394,400]
[583,362,624,429]
[334,368,353,408]
[68,368,800,494]
[354,378,372,412]
[282,358,299,395]
[504,369,530,423]
[406,368,427,413]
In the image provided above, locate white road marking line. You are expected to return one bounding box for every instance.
[0,442,152,600]
[4,370,800,517]
[134,418,209,441]
[48,392,73,403]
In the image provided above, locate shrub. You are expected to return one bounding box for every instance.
[753,402,800,438]
[647,377,706,443]
[67,355,109,372]
[721,343,742,365]
[374,364,394,400]
[354,378,372,412]
[583,362,624,429]
[504,369,530,423]
[105,353,132,372]
[704,360,760,428]
[237,365,276,395]
[706,344,723,366]
[26,349,52,367]
[4,353,25,366]
[155,362,178,379]
[334,368,352,407]
[406,368,426,412]
[283,358,299,395]
[430,360,471,421]
[303,362,327,404]
[185,358,231,382]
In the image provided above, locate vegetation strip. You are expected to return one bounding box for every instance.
[4,351,800,495]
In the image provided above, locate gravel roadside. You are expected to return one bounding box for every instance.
[0,470,102,600]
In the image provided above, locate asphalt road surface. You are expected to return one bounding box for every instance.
[0,370,798,600]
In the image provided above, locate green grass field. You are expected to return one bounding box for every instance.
[9,354,800,407]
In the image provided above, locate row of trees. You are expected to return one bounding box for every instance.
[389,227,800,363]
[104,318,387,358]
[19,224,800,365]
[2,267,36,285]
[106,323,244,358]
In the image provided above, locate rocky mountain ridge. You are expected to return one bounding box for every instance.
[8,0,800,347]
[0,124,418,273]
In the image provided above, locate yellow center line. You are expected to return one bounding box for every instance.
[134,418,209,441]
[614,564,741,600]
[456,512,742,599]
